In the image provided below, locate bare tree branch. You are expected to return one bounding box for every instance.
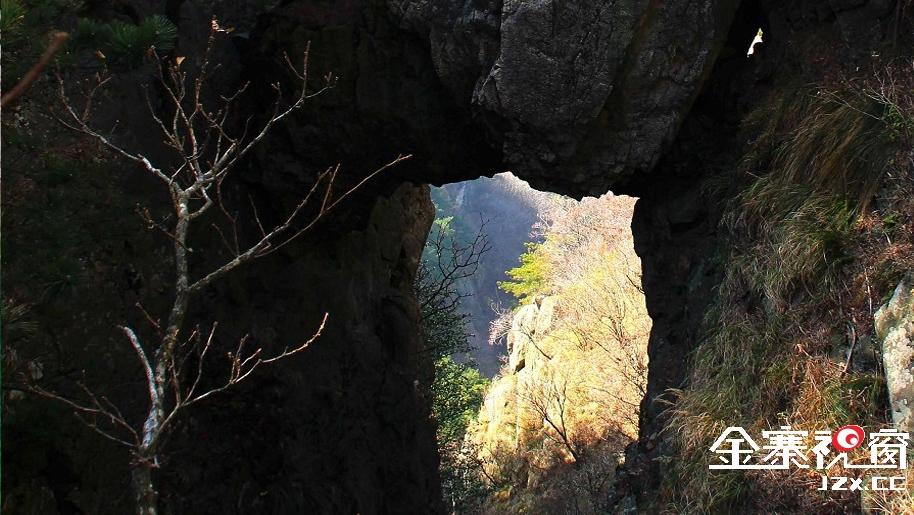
[35,19,405,515]
[1,31,69,108]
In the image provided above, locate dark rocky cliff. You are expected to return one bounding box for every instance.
[3,0,906,513]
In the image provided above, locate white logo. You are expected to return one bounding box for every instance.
[708,426,910,491]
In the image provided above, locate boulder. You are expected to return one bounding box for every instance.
[876,274,914,432]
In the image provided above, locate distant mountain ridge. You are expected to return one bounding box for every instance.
[430,174,554,376]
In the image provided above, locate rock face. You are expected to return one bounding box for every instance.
[390,0,740,196]
[877,275,914,432]
[161,183,443,514]
[216,3,752,508]
[473,297,558,467]
[506,297,556,374]
[4,0,903,513]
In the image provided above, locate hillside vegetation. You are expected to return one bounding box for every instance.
[664,63,914,513]
[464,194,650,514]
[429,174,557,376]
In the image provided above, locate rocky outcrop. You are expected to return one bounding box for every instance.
[390,0,740,196]
[877,274,914,432]
[5,0,905,513]
[205,1,907,511]
[621,0,901,496]
[472,297,558,472]
[227,3,746,503]
[469,296,585,490]
[506,297,556,373]
[161,183,442,514]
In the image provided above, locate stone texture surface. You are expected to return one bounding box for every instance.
[506,296,556,374]
[389,0,740,196]
[613,1,903,507]
[3,0,903,513]
[876,274,914,432]
[468,295,568,489]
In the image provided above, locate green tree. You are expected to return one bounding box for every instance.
[415,218,492,511]
[431,357,489,512]
[431,356,488,444]
[416,218,490,358]
[498,242,549,302]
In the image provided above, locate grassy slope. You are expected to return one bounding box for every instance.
[663,67,914,513]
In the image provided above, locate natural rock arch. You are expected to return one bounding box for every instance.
[5,0,899,512]
[181,1,751,511]
[131,0,901,511]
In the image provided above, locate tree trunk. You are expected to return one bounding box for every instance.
[131,461,158,515]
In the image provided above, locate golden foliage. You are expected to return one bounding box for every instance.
[468,193,649,514]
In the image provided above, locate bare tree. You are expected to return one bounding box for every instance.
[560,251,649,400]
[415,219,493,510]
[415,217,491,360]
[522,368,582,463]
[24,20,407,515]
[487,301,514,347]
[532,193,649,428]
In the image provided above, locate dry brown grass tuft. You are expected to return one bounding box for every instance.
[662,68,914,513]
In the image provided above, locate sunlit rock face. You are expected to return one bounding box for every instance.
[470,297,560,488]
[506,297,556,375]
[877,275,914,432]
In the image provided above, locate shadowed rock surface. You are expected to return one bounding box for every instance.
[390,0,739,195]
[2,0,904,513]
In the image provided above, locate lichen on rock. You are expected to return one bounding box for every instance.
[876,274,914,432]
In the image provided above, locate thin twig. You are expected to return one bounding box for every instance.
[2,31,69,108]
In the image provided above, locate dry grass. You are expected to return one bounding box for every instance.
[662,71,914,513]
[774,92,895,208]
[868,467,914,514]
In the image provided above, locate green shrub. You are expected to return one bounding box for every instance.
[426,324,490,511]
[498,242,549,303]
[1,0,27,42]
[73,14,176,66]
[1,0,83,86]
[432,356,488,444]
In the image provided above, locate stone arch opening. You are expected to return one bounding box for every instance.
[419,173,651,511]
[5,0,905,513]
